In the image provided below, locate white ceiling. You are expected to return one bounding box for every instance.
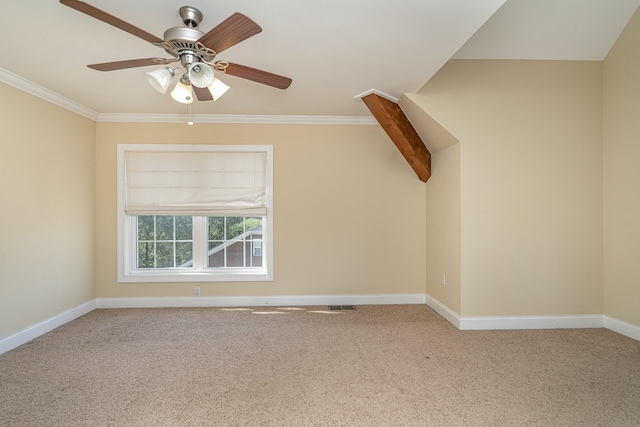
[0,0,638,119]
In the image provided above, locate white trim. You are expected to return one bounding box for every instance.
[605,316,640,341]
[97,296,268,308]
[76,302,640,339]
[459,314,604,330]
[0,67,98,121]
[426,293,605,331]
[0,300,96,356]
[96,293,426,309]
[353,89,399,103]
[264,293,426,307]
[3,297,640,356]
[425,294,461,328]
[98,113,378,125]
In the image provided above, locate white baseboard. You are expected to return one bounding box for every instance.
[426,293,605,331]
[459,314,604,330]
[425,294,461,328]
[605,316,640,341]
[96,293,427,309]
[0,300,96,355]
[3,295,638,356]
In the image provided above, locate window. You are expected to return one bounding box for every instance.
[117,144,273,282]
[207,216,263,268]
[137,215,193,268]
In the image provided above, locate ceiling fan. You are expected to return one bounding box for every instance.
[59,0,292,103]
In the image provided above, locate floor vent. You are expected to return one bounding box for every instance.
[329,305,356,311]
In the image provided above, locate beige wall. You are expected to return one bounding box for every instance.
[603,7,640,326]
[418,60,604,317]
[0,83,96,339]
[95,122,426,298]
[425,144,461,313]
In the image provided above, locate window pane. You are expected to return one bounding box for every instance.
[175,216,192,241]
[206,216,265,269]
[209,241,225,267]
[252,254,263,267]
[227,241,244,267]
[156,216,174,240]
[246,217,262,232]
[138,242,155,268]
[209,217,224,240]
[136,215,194,269]
[176,242,193,267]
[138,216,154,241]
[156,242,174,268]
[226,217,244,239]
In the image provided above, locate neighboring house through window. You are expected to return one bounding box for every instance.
[117,144,273,282]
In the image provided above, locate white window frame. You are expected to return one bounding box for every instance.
[117,144,274,283]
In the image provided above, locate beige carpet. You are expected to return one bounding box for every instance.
[1,305,639,426]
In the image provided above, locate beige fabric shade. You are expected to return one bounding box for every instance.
[124,150,266,216]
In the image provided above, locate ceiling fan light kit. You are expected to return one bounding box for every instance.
[207,78,230,101]
[145,66,175,94]
[187,63,214,88]
[170,78,194,104]
[59,0,292,106]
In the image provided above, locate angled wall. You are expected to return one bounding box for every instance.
[418,60,604,317]
[424,143,461,314]
[603,6,640,327]
[400,93,461,315]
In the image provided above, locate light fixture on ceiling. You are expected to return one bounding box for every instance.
[63,3,293,108]
[207,78,230,101]
[145,61,229,104]
[187,62,214,88]
[145,66,175,94]
[170,76,194,104]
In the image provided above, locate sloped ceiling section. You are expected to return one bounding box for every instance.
[453,0,640,61]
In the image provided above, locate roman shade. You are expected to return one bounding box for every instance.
[124,150,266,216]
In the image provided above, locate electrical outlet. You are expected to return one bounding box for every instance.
[194,287,200,297]
[440,274,446,286]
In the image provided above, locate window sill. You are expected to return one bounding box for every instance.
[118,269,273,283]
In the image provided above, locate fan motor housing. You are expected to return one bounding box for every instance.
[163,26,203,44]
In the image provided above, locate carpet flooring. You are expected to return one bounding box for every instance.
[1,305,639,426]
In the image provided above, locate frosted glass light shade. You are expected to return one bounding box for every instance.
[145,67,174,94]
[170,81,194,104]
[188,62,214,88]
[207,78,230,101]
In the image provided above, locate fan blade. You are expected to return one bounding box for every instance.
[221,62,292,90]
[193,86,213,101]
[197,13,262,54]
[59,0,164,44]
[88,58,172,71]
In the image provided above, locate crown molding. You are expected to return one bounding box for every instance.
[1,67,377,125]
[97,113,377,125]
[0,67,99,121]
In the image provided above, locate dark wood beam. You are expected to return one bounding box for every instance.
[361,93,431,182]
